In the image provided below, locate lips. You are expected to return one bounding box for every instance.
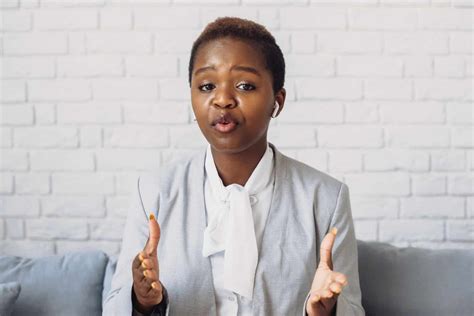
[211,112,239,133]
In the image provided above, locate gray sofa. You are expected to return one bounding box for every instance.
[0,240,472,316]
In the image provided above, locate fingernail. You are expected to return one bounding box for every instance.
[143,270,147,278]
[331,227,338,235]
[141,261,147,269]
[149,213,155,221]
[151,282,158,289]
[139,252,144,261]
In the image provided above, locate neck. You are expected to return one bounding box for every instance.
[211,138,268,187]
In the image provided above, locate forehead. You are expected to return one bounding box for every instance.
[193,37,267,72]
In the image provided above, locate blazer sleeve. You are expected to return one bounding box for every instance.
[102,175,170,316]
[302,182,365,316]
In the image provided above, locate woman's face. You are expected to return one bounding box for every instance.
[190,36,285,154]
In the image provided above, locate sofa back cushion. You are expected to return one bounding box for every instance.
[0,250,108,316]
[357,240,474,316]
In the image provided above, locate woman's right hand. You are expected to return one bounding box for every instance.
[132,213,164,314]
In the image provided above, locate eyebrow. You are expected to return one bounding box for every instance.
[194,65,262,77]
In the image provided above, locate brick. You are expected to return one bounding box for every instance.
[57,55,122,77]
[123,102,189,124]
[15,127,78,148]
[0,150,28,170]
[41,0,105,6]
[68,32,86,54]
[431,150,466,171]
[348,8,417,30]
[86,32,152,54]
[30,150,94,171]
[2,56,55,79]
[3,33,67,55]
[15,173,50,194]
[434,56,465,77]
[134,8,199,29]
[468,196,473,217]
[419,8,473,30]
[286,55,334,77]
[297,78,362,100]
[448,175,474,195]
[35,9,98,30]
[57,103,121,124]
[80,126,102,147]
[353,220,377,241]
[345,173,410,196]
[256,7,279,30]
[386,127,450,148]
[446,103,473,124]
[155,30,200,54]
[89,218,126,240]
[295,149,328,172]
[364,149,429,171]
[403,56,433,77]
[0,105,34,125]
[168,125,210,148]
[344,102,378,123]
[5,218,24,239]
[409,241,472,250]
[328,150,362,172]
[42,196,105,217]
[452,127,473,148]
[412,174,446,195]
[379,102,444,123]
[201,8,258,27]
[99,8,132,29]
[1,80,26,103]
[125,55,178,77]
[384,32,448,54]
[92,78,158,100]
[56,240,120,257]
[277,101,343,123]
[379,219,444,242]
[318,126,383,148]
[351,197,398,219]
[0,196,39,217]
[365,79,412,100]
[450,32,472,53]
[1,128,13,148]
[103,126,167,148]
[446,219,474,241]
[27,218,88,240]
[401,197,464,218]
[291,32,316,53]
[317,31,382,53]
[159,78,191,101]
[96,149,161,171]
[106,195,130,218]
[338,56,403,77]
[267,125,317,148]
[0,240,55,257]
[281,8,346,29]
[0,11,31,32]
[52,173,114,195]
[0,0,19,8]
[0,173,13,194]
[35,104,56,125]
[28,79,91,101]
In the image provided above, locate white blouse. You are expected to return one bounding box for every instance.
[203,143,275,315]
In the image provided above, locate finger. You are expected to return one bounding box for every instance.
[140,258,155,270]
[310,293,321,304]
[144,213,161,257]
[319,227,337,270]
[331,272,348,286]
[143,269,158,281]
[321,288,334,299]
[329,282,343,294]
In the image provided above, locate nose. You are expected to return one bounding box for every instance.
[212,84,237,109]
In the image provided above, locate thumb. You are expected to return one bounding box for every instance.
[318,227,337,270]
[144,213,160,257]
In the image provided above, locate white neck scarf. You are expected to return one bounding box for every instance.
[202,143,274,300]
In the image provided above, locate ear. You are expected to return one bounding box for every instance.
[274,87,286,117]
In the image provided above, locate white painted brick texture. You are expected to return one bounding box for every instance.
[0,1,472,256]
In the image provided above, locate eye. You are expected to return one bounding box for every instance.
[237,83,256,91]
[198,83,215,92]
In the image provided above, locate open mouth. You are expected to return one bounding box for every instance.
[213,121,238,133]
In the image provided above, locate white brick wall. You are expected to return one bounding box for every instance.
[1,0,472,257]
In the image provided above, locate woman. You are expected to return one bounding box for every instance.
[103,17,365,316]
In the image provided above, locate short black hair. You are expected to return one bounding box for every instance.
[188,16,285,94]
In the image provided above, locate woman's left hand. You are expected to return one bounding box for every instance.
[306,227,348,316]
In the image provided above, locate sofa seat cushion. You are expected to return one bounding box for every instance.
[0,250,108,316]
[357,240,474,316]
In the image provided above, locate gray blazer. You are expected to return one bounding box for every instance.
[103,142,365,316]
